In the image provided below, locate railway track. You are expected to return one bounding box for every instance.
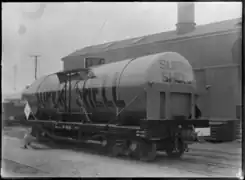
[44,140,240,177]
[2,134,240,177]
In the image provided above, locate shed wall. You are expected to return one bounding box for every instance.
[62,31,241,120]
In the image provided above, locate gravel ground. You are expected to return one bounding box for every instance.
[1,159,48,177]
[1,126,242,177]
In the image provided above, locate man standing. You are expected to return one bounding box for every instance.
[23,128,36,149]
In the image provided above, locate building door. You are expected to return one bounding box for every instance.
[194,69,209,118]
[205,66,238,120]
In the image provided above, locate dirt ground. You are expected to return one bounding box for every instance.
[1,126,242,177]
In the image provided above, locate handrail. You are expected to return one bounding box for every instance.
[75,78,92,123]
[116,88,146,117]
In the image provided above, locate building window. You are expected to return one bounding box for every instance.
[84,57,105,68]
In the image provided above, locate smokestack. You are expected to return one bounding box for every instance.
[176,2,196,35]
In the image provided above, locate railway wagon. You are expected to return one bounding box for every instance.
[22,52,210,161]
[2,99,26,126]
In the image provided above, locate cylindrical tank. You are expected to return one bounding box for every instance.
[22,52,196,125]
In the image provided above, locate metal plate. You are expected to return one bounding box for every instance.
[195,127,211,137]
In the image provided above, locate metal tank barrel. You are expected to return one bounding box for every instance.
[22,52,196,125]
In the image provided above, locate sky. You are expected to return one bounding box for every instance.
[2,2,242,95]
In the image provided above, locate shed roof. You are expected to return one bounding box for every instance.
[62,18,241,61]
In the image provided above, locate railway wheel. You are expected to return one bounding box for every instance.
[128,141,139,158]
[106,139,123,157]
[111,144,123,157]
[130,141,157,161]
[32,126,46,142]
[139,141,157,161]
[165,138,185,158]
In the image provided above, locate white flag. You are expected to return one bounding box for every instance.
[24,101,31,120]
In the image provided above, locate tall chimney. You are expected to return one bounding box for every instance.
[176,2,196,35]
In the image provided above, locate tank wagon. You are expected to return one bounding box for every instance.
[22,52,209,161]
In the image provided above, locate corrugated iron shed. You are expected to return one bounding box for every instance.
[62,18,241,61]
